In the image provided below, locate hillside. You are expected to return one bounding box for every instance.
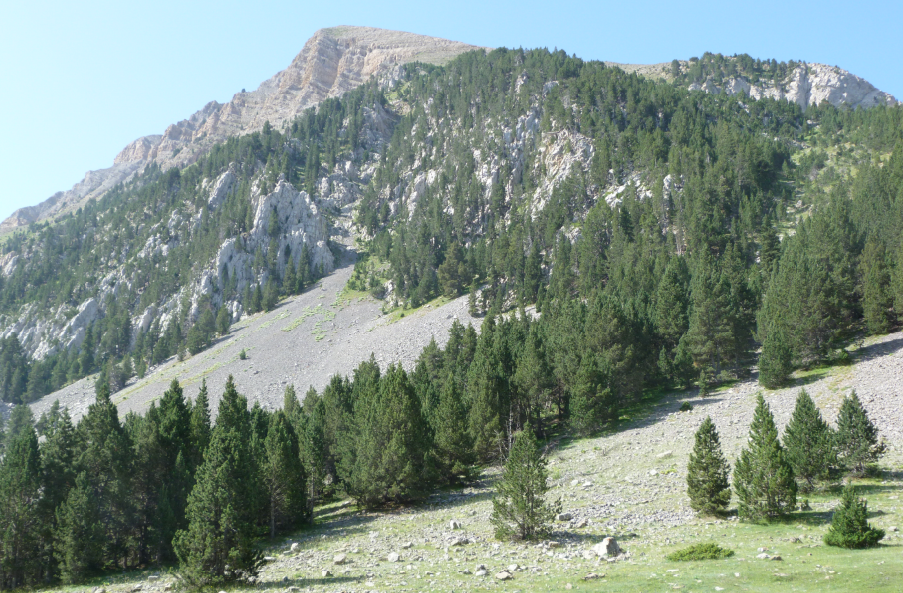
[20,333,903,592]
[1,31,902,593]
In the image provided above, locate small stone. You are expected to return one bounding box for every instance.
[771,555,783,561]
[583,572,604,580]
[592,537,621,558]
[582,550,596,560]
[648,469,658,476]
[475,570,488,577]
[131,586,143,593]
[287,588,300,593]
[570,479,580,486]
[889,526,899,532]
[715,588,725,591]
[387,552,401,562]
[321,570,332,577]
[548,541,560,548]
[449,520,462,530]
[657,450,673,459]
[333,553,347,565]
[147,576,159,582]
[756,553,770,560]
[94,588,106,593]
[402,541,414,549]
[290,542,300,552]
[508,563,519,572]
[163,586,172,592]
[556,512,573,521]
[565,583,573,590]
[575,518,588,528]
[495,571,512,580]
[263,556,277,562]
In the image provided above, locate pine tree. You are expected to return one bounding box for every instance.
[189,379,211,471]
[216,306,232,336]
[263,411,307,538]
[4,404,34,448]
[432,377,475,484]
[174,376,262,585]
[54,472,103,584]
[345,364,433,508]
[0,428,45,589]
[173,429,263,585]
[758,327,793,388]
[859,237,892,334]
[73,382,133,570]
[733,394,797,521]
[490,426,560,541]
[835,391,885,475]
[782,390,836,490]
[686,417,731,516]
[823,484,885,548]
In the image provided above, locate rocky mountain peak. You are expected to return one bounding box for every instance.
[1,26,483,234]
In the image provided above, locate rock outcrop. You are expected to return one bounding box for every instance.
[687,62,897,110]
[1,26,483,234]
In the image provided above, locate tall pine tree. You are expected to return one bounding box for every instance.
[733,394,797,520]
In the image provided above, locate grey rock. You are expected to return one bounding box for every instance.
[592,537,621,558]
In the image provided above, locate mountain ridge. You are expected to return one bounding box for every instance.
[0,26,485,235]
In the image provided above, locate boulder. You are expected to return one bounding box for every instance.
[592,537,621,558]
[495,571,512,581]
[387,552,400,562]
[556,512,572,521]
[333,553,347,565]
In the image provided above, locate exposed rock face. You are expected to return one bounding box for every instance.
[687,62,898,110]
[2,26,483,234]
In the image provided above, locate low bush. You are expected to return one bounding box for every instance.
[666,543,735,561]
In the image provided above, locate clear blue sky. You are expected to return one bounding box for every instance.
[1,0,901,222]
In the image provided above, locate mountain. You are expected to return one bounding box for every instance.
[0,26,484,235]
[2,29,903,592]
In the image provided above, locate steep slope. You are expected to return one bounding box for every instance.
[0,26,484,234]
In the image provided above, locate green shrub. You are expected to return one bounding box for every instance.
[667,543,735,561]
[679,401,693,412]
[239,349,247,360]
[824,484,885,549]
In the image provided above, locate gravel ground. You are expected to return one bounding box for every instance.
[23,324,903,593]
[28,244,480,422]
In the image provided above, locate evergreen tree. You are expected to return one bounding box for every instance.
[823,484,885,548]
[344,364,432,508]
[216,306,232,336]
[782,389,836,489]
[4,404,34,448]
[835,391,885,475]
[733,394,797,521]
[758,327,793,388]
[686,417,731,516]
[174,376,262,585]
[432,376,475,484]
[263,411,307,538]
[490,426,560,541]
[189,379,212,471]
[0,428,45,589]
[73,382,133,571]
[858,237,892,334]
[54,472,102,584]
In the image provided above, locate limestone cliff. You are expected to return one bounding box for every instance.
[1,26,483,234]
[686,62,897,110]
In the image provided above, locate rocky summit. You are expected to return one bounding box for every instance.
[0,26,483,234]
